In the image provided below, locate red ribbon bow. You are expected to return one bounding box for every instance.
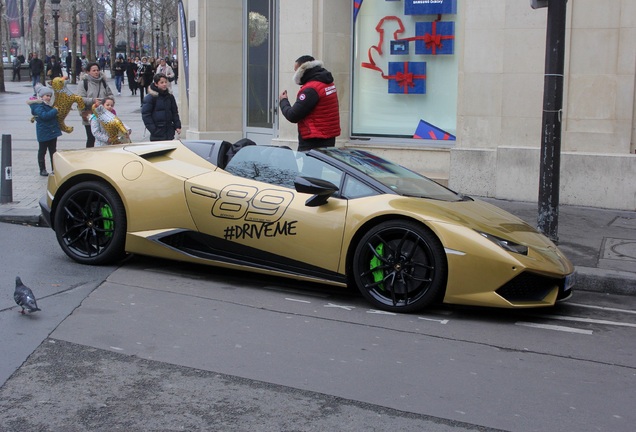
[424,32,442,48]
[395,71,414,90]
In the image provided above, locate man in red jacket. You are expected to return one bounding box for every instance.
[279,55,341,151]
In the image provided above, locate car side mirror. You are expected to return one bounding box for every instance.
[294,176,339,207]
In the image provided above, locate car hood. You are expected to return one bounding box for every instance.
[391,196,556,249]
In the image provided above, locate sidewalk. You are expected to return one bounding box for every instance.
[0,75,147,220]
[1,78,635,297]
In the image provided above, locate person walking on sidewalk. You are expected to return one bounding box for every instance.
[113,56,127,96]
[27,85,62,176]
[29,53,45,95]
[77,62,114,148]
[137,57,154,108]
[155,58,175,88]
[12,56,22,82]
[126,57,139,95]
[47,55,64,79]
[171,58,179,84]
[141,73,181,141]
[65,54,72,79]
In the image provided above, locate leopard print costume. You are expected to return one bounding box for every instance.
[50,77,85,133]
[93,104,131,144]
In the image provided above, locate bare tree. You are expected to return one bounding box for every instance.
[70,0,78,83]
[108,0,119,69]
[37,0,45,75]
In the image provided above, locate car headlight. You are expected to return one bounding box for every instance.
[477,231,529,255]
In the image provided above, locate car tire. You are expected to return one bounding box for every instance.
[352,220,447,313]
[54,181,127,265]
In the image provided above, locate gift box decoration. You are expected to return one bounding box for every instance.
[415,21,455,55]
[413,119,456,140]
[387,61,426,94]
[405,0,457,15]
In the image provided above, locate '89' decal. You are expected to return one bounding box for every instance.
[212,185,297,240]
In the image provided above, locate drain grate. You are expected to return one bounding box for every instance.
[602,238,636,261]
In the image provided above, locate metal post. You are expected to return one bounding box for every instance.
[1,135,13,204]
[537,0,568,243]
[52,1,61,60]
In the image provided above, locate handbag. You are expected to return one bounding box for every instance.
[80,109,92,122]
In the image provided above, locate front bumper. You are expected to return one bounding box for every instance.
[39,195,52,228]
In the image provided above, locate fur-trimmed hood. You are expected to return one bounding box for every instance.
[27,97,46,106]
[147,83,173,98]
[26,98,51,107]
[293,60,334,86]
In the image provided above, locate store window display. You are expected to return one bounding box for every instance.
[352,0,458,142]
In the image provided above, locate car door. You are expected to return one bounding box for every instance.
[184,166,347,280]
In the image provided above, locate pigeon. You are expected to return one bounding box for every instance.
[14,276,41,314]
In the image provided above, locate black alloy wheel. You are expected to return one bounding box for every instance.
[353,220,447,313]
[54,181,127,265]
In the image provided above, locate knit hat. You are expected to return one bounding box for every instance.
[37,85,54,98]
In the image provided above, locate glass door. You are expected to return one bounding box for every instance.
[244,0,278,145]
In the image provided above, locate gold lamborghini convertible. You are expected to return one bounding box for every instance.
[40,140,575,313]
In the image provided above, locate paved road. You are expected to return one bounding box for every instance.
[2,253,635,432]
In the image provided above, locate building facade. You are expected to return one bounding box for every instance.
[179,0,635,210]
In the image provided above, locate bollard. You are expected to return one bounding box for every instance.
[1,134,13,204]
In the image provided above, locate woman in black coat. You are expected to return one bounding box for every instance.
[126,57,139,95]
[47,56,64,79]
[141,73,182,141]
[137,57,155,107]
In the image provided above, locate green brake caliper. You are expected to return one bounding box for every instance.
[370,243,385,290]
[100,204,114,237]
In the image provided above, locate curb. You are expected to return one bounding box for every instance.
[0,209,45,226]
[574,266,636,297]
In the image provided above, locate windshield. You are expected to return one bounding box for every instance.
[318,148,464,201]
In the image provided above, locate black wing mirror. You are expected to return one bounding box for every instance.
[294,176,339,207]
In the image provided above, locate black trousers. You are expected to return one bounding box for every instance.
[139,85,147,106]
[298,137,336,152]
[84,124,96,148]
[38,138,57,171]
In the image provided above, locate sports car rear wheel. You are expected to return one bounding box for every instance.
[54,181,127,265]
[353,220,447,313]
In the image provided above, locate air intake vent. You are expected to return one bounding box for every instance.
[496,272,560,302]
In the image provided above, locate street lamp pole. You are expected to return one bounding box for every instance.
[132,17,139,58]
[155,26,160,58]
[51,0,61,60]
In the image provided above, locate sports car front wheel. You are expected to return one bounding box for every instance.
[54,181,127,265]
[353,220,447,313]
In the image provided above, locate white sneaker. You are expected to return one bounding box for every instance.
[117,92,121,96]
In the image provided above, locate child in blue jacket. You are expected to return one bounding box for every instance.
[27,85,62,176]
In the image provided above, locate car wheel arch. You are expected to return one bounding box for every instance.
[345,215,448,284]
[53,179,128,265]
[51,174,125,229]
